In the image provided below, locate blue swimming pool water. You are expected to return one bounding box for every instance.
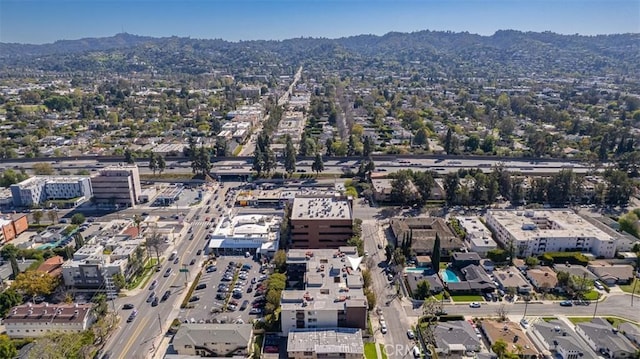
[441,268,461,283]
[405,267,429,274]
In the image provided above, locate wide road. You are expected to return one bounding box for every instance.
[102,186,232,358]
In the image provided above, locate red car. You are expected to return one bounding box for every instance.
[205,217,210,221]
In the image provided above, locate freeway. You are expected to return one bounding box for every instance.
[102,186,232,358]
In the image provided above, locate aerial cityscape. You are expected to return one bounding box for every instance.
[0,1,639,359]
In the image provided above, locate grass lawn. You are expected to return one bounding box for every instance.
[379,344,388,359]
[364,342,378,359]
[542,317,558,322]
[232,145,243,156]
[620,278,640,294]
[126,258,159,290]
[432,293,445,301]
[583,290,600,300]
[450,294,484,302]
[567,317,592,324]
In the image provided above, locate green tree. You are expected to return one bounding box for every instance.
[157,155,166,175]
[215,138,229,157]
[311,152,324,176]
[0,335,17,359]
[491,339,509,359]
[481,136,496,153]
[444,127,454,154]
[0,289,22,317]
[347,135,356,156]
[70,213,85,225]
[124,148,135,164]
[32,210,44,224]
[414,280,431,300]
[384,244,394,262]
[148,152,158,175]
[33,162,55,175]
[362,136,374,157]
[413,127,429,149]
[272,250,287,273]
[324,138,334,156]
[0,169,29,187]
[465,134,481,152]
[432,233,441,271]
[145,229,164,265]
[391,170,415,205]
[283,135,296,176]
[47,210,58,224]
[13,270,58,302]
[525,256,539,267]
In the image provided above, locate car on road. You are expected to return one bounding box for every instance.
[196,249,202,256]
[190,259,196,265]
[149,280,158,290]
[122,303,135,310]
[173,257,180,264]
[164,268,173,277]
[469,302,481,308]
[151,297,159,307]
[407,329,415,339]
[559,300,573,307]
[240,300,249,311]
[161,290,171,301]
[126,310,138,323]
[147,292,156,303]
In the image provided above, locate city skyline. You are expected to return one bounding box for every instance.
[1,0,638,44]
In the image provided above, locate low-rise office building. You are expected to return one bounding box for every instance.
[4,303,95,338]
[10,176,92,207]
[287,328,364,359]
[206,214,281,258]
[290,195,353,249]
[485,210,617,258]
[281,248,368,335]
[91,165,142,208]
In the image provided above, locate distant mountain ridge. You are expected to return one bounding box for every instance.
[1,30,638,77]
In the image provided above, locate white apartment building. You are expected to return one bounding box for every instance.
[61,244,128,290]
[10,176,92,207]
[91,165,142,208]
[485,210,617,258]
[281,248,368,335]
[456,217,497,256]
[4,303,95,338]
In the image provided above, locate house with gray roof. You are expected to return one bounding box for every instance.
[172,323,253,357]
[619,323,640,347]
[433,320,481,357]
[287,328,364,359]
[587,263,635,285]
[529,319,597,359]
[553,264,597,281]
[447,264,496,293]
[574,318,637,358]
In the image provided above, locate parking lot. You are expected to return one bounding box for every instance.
[179,255,268,325]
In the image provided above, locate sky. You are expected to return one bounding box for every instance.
[0,0,638,44]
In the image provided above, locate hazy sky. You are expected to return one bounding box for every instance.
[1,0,638,44]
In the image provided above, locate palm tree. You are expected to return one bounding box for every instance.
[145,229,163,265]
[133,214,143,237]
[491,339,508,359]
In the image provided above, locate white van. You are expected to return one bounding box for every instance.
[412,345,421,358]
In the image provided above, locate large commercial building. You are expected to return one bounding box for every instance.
[206,214,281,258]
[281,247,368,335]
[4,303,95,338]
[91,165,142,208]
[10,176,92,207]
[290,195,353,249]
[485,210,617,258]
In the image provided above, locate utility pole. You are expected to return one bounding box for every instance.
[182,264,189,287]
[593,293,600,319]
[157,312,163,333]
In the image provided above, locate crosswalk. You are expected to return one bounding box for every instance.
[190,221,214,227]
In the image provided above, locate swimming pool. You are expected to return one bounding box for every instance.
[405,267,429,274]
[441,268,461,283]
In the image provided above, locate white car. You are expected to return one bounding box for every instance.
[520,318,529,329]
[380,324,388,334]
[469,302,481,308]
[407,329,415,339]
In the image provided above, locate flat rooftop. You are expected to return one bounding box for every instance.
[287,328,363,354]
[211,214,280,240]
[291,196,352,221]
[487,210,615,242]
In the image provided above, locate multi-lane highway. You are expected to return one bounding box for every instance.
[101,185,235,358]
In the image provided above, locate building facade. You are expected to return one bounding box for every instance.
[206,214,280,258]
[290,195,353,249]
[4,303,95,338]
[281,248,367,335]
[91,165,142,208]
[485,210,617,258]
[10,176,92,207]
[172,323,253,357]
[287,328,364,359]
[0,214,28,244]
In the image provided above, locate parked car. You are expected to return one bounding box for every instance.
[206,265,217,273]
[240,300,249,311]
[520,318,529,329]
[249,307,263,315]
[122,303,135,310]
[407,330,415,339]
[559,300,573,307]
[189,296,200,302]
[195,283,207,290]
[469,302,481,308]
